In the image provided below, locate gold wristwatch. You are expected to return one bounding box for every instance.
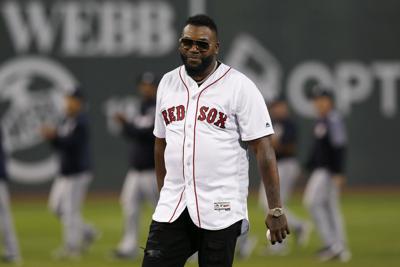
[268,208,284,218]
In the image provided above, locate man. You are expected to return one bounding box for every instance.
[112,72,159,259]
[303,87,351,262]
[42,88,98,259]
[259,98,311,255]
[0,130,21,264]
[142,14,289,267]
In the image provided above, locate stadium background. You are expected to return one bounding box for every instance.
[1,0,399,188]
[0,0,399,266]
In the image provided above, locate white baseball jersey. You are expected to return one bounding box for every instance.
[153,62,274,231]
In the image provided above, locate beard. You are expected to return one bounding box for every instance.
[180,52,214,77]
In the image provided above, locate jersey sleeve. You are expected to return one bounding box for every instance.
[153,76,166,139]
[328,112,347,147]
[235,76,274,141]
[328,112,347,174]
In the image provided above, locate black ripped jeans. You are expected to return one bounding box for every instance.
[142,208,242,267]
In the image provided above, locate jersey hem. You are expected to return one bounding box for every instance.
[152,216,247,231]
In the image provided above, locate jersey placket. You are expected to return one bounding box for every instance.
[179,67,202,227]
[184,82,201,226]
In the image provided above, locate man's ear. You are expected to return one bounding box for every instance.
[215,42,220,55]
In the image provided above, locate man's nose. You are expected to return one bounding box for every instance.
[188,44,200,53]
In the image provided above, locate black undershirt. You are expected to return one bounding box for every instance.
[196,61,221,87]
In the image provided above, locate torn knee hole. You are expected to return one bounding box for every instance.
[144,249,163,258]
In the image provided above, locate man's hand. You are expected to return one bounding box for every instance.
[114,113,127,124]
[332,174,346,188]
[41,126,57,140]
[265,214,290,245]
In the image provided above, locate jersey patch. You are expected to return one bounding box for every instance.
[214,201,231,211]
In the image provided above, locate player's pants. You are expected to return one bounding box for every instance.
[48,172,95,251]
[259,158,304,230]
[0,181,20,259]
[303,168,347,250]
[117,169,158,254]
[142,208,241,267]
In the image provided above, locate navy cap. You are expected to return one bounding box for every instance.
[69,86,85,101]
[311,85,334,99]
[137,72,159,86]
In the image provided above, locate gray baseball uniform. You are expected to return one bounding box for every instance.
[0,130,20,262]
[303,110,349,257]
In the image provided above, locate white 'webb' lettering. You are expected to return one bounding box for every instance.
[1,1,176,56]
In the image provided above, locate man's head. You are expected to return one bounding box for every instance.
[65,87,84,116]
[269,97,290,121]
[312,86,334,117]
[179,14,219,77]
[137,72,158,100]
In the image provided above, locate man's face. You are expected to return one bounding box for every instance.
[270,101,289,120]
[179,25,219,76]
[65,96,81,116]
[138,82,157,100]
[313,96,333,117]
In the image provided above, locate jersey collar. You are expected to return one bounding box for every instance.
[181,62,230,92]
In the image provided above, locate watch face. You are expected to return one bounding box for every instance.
[273,209,282,217]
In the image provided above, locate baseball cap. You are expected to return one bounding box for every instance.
[137,72,159,86]
[69,86,85,101]
[311,85,334,99]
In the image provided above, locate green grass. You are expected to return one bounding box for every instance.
[8,192,400,267]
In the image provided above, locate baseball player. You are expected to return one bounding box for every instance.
[112,72,159,260]
[41,88,98,259]
[0,130,21,263]
[141,15,289,267]
[259,98,311,255]
[303,86,351,262]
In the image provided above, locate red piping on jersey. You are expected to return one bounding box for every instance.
[168,188,185,222]
[179,67,190,184]
[167,67,190,222]
[180,65,232,228]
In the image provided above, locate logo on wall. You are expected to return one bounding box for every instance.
[0,56,76,183]
[225,33,283,102]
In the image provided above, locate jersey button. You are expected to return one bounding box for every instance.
[192,96,196,100]
[187,124,192,128]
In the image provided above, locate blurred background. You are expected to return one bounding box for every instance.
[0,0,399,266]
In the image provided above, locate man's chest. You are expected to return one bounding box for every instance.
[159,85,235,131]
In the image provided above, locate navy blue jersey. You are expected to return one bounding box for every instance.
[0,130,7,180]
[307,111,347,174]
[272,118,297,160]
[51,113,91,176]
[122,98,155,170]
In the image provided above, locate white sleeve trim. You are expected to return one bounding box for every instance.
[241,128,274,142]
[153,129,166,139]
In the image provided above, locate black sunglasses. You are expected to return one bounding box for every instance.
[179,38,211,52]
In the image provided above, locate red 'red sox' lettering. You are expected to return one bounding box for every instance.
[162,105,227,129]
[162,105,185,125]
[197,106,227,129]
[176,105,185,120]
